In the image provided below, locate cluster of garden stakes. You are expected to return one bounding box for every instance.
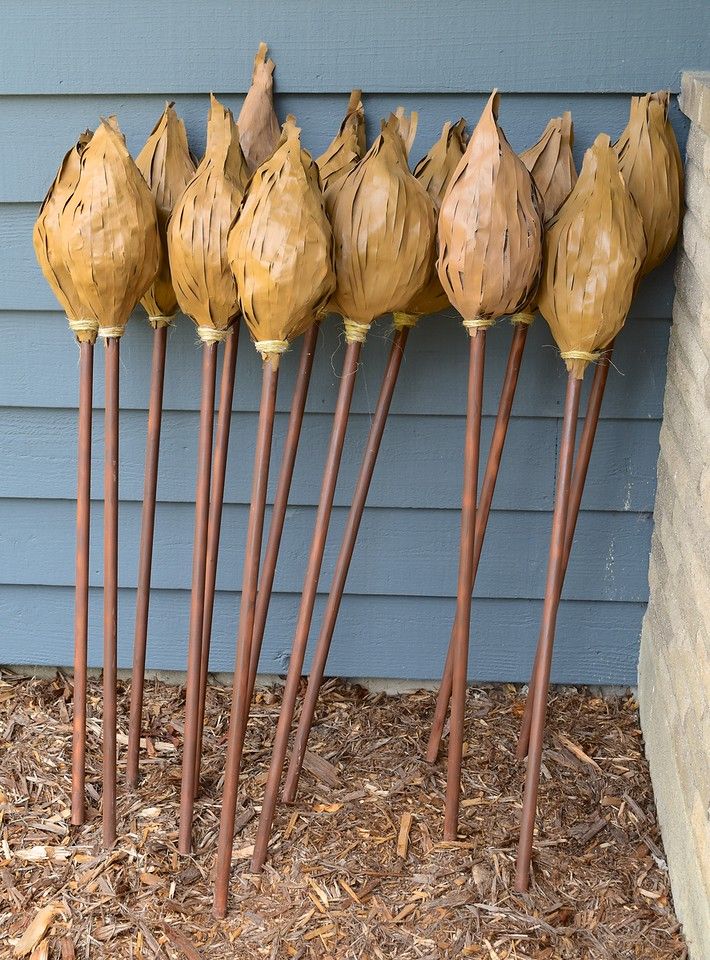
[33,42,683,916]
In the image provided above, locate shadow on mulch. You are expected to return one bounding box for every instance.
[0,671,687,959]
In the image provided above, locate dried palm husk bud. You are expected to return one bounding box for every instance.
[537,134,646,379]
[228,117,335,364]
[33,131,96,343]
[329,116,436,343]
[615,91,683,276]
[438,92,543,334]
[59,118,160,339]
[136,103,196,325]
[168,95,249,343]
[238,42,281,172]
[393,106,419,157]
[521,112,577,223]
[396,118,468,325]
[316,89,365,190]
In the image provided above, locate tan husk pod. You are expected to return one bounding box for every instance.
[316,89,365,190]
[228,117,335,364]
[537,134,646,379]
[438,92,544,332]
[615,91,684,276]
[329,115,436,342]
[136,103,196,324]
[33,130,95,343]
[521,112,577,223]
[168,95,249,342]
[393,106,419,158]
[397,118,468,322]
[238,42,281,172]
[59,118,160,338]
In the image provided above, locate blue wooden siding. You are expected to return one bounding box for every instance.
[0,2,699,684]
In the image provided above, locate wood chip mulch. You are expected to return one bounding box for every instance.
[0,670,687,959]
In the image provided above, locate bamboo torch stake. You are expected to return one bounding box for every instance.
[281,119,469,801]
[427,111,579,762]
[214,116,335,916]
[126,103,195,787]
[33,131,97,825]
[250,111,437,873]
[513,133,646,890]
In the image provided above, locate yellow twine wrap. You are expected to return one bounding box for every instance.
[196,326,230,344]
[67,317,98,345]
[463,316,496,334]
[560,349,601,363]
[148,315,175,330]
[343,319,371,343]
[255,338,289,361]
[510,311,535,326]
[392,312,419,330]
[98,326,125,339]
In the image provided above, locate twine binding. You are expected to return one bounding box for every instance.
[510,311,535,326]
[343,319,370,343]
[67,318,98,335]
[255,339,289,360]
[392,312,419,331]
[148,315,175,330]
[463,316,496,333]
[560,349,601,363]
[98,326,124,339]
[196,326,230,344]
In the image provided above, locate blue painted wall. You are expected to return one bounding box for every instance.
[0,1,701,684]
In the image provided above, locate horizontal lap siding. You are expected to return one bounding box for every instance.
[0,1,696,680]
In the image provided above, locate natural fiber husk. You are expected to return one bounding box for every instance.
[437,91,544,331]
[521,112,577,223]
[397,118,468,322]
[238,42,281,172]
[136,103,196,323]
[537,134,646,379]
[328,115,436,342]
[33,130,96,343]
[228,116,335,364]
[393,106,419,158]
[167,95,249,342]
[59,118,160,338]
[316,90,365,191]
[615,91,684,276]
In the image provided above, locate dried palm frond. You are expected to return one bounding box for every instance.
[521,112,577,223]
[168,95,249,342]
[537,133,646,378]
[615,90,683,276]
[238,42,281,172]
[32,131,95,342]
[136,103,196,322]
[316,89,365,190]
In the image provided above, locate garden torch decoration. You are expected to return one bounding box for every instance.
[59,117,160,845]
[436,91,543,841]
[127,103,196,789]
[250,111,436,875]
[238,42,281,172]
[516,94,683,762]
[282,117,469,806]
[427,112,578,763]
[515,133,646,891]
[214,116,335,917]
[32,129,94,828]
[167,95,249,852]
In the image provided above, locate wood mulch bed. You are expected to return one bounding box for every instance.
[0,670,687,959]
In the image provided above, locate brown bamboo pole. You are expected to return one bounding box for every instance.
[193,323,240,789]
[514,372,582,891]
[126,321,169,788]
[281,324,410,803]
[178,341,218,853]
[426,319,531,763]
[250,339,362,873]
[243,321,320,722]
[102,335,120,846]
[444,329,486,839]
[71,339,94,825]
[516,343,613,760]
[214,357,280,918]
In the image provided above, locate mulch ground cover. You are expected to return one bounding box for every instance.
[0,671,687,958]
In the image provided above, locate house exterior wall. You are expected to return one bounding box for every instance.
[0,1,700,684]
[638,71,710,959]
